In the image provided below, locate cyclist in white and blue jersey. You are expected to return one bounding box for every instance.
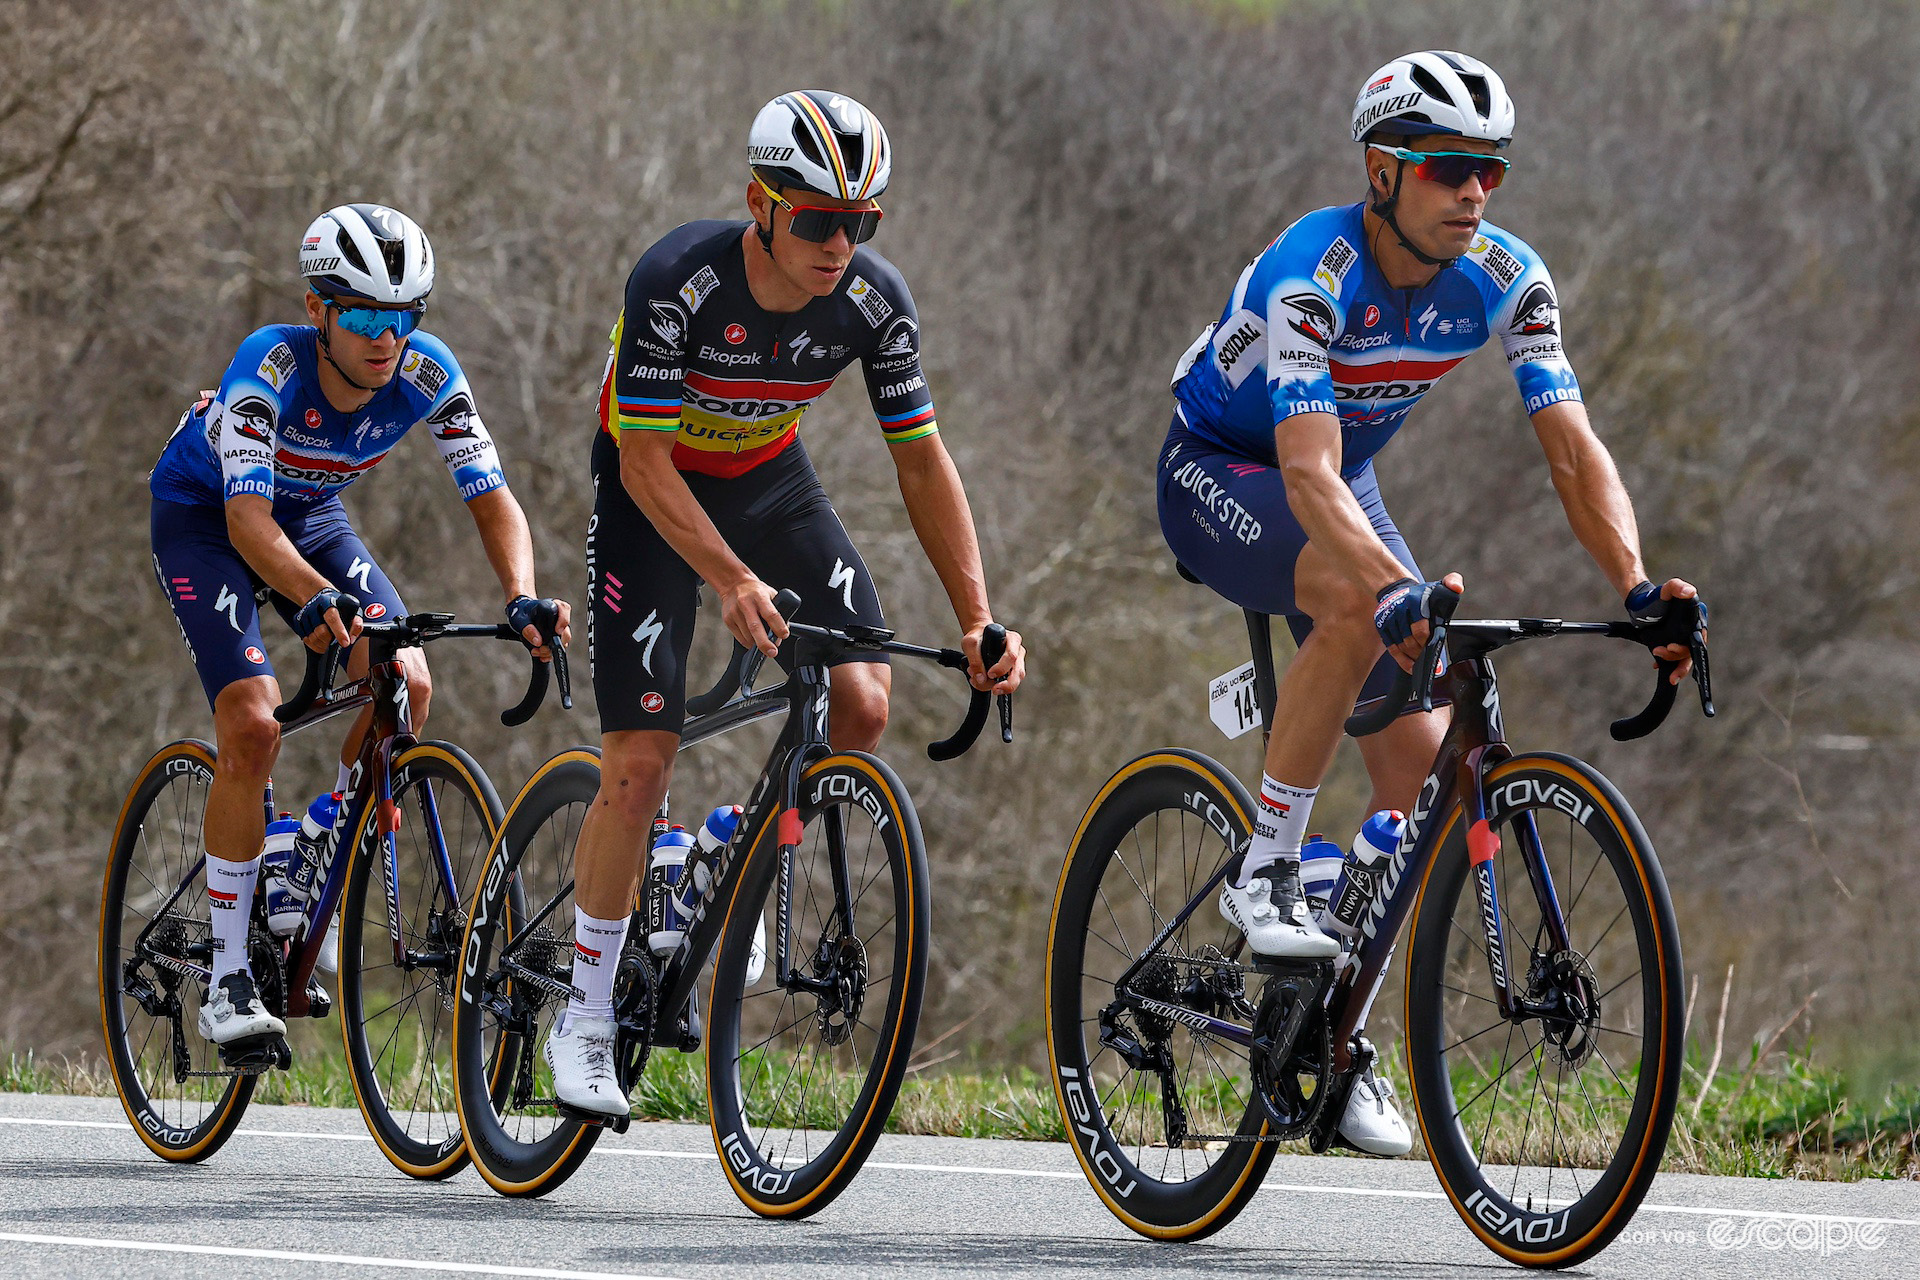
[149,204,571,1058]
[1159,52,1702,1155]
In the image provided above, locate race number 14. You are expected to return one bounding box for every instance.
[1208,661,1261,740]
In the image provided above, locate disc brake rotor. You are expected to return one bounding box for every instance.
[812,931,867,1047]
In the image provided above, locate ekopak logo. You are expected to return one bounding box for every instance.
[724,323,747,345]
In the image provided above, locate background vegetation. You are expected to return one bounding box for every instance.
[5,0,1920,1127]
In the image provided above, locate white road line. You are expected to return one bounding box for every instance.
[9,1113,1919,1231]
[0,1231,678,1279]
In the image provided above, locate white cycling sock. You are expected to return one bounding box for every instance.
[208,855,260,984]
[334,759,353,796]
[1237,775,1318,887]
[565,907,629,1028]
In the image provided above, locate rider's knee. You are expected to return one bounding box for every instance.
[216,702,281,776]
[1306,581,1383,644]
[401,649,432,717]
[834,682,888,750]
[594,735,675,826]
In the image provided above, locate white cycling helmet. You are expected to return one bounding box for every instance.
[299,203,434,304]
[1351,51,1515,147]
[748,90,892,201]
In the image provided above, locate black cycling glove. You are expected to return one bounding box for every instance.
[506,595,561,645]
[1374,577,1451,649]
[293,589,358,642]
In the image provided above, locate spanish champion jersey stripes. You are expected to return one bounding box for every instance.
[598,219,938,479]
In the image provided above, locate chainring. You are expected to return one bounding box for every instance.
[1249,975,1333,1140]
[612,941,658,1091]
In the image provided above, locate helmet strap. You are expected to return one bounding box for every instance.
[316,309,376,393]
[1367,158,1456,271]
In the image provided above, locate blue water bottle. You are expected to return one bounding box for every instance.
[673,805,743,919]
[1326,810,1406,944]
[1298,834,1346,933]
[287,791,340,903]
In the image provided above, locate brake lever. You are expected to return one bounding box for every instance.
[1690,633,1714,719]
[1412,622,1446,714]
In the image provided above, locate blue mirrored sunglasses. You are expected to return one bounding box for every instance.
[312,289,427,339]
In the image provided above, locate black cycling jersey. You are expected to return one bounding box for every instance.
[597,219,938,477]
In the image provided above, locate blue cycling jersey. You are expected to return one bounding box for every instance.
[149,325,507,518]
[1171,203,1581,476]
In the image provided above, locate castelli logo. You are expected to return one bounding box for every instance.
[245,646,266,664]
[724,324,747,345]
[1363,305,1381,328]
[365,603,387,619]
[641,692,665,713]
[306,408,322,429]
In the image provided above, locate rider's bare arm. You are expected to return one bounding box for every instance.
[224,493,354,648]
[1274,410,1419,595]
[617,430,786,657]
[466,486,571,658]
[888,433,1025,693]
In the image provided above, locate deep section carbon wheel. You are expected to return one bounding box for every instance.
[1046,749,1290,1241]
[99,740,255,1161]
[339,740,503,1179]
[451,748,598,1197]
[705,752,929,1219]
[1404,753,1684,1269]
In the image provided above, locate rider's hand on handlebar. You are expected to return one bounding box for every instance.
[1376,573,1464,673]
[720,575,787,658]
[507,595,572,662]
[964,623,1026,694]
[294,588,361,653]
[1625,578,1705,684]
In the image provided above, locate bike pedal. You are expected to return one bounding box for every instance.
[1250,956,1334,979]
[217,1032,293,1073]
[306,981,332,1018]
[555,1101,634,1129]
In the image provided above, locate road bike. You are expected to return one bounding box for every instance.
[1045,573,1711,1268]
[100,598,567,1177]
[452,590,1013,1215]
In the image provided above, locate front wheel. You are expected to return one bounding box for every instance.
[705,753,930,1219]
[338,740,503,1179]
[1404,752,1684,1269]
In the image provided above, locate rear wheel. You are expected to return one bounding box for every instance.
[452,748,600,1197]
[1404,753,1684,1268]
[339,741,503,1179]
[704,753,929,1219]
[1045,750,1285,1241]
[98,741,255,1162]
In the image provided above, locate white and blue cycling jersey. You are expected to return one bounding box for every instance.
[1170,202,1581,476]
[149,325,507,518]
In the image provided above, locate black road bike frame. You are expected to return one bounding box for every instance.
[129,597,566,1024]
[498,591,1010,1096]
[1107,589,1710,1081]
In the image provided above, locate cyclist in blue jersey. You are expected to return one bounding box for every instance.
[1159,51,1704,1154]
[149,204,571,1061]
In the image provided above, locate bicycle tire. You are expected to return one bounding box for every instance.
[1045,749,1281,1241]
[338,740,503,1179]
[1404,752,1684,1269]
[98,740,255,1162]
[452,747,602,1197]
[705,752,929,1218]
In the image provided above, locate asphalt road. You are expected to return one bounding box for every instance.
[0,1092,1914,1279]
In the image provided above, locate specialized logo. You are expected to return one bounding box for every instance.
[428,392,480,440]
[245,645,265,664]
[678,265,721,313]
[631,609,663,674]
[1280,293,1336,350]
[786,329,812,362]
[649,299,688,345]
[346,557,374,594]
[1418,303,1438,341]
[257,343,296,391]
[304,256,341,273]
[748,144,795,163]
[1212,308,1266,389]
[875,314,917,358]
[829,558,856,611]
[1512,280,1559,337]
[847,275,892,326]
[226,396,276,445]
[641,691,665,714]
[1354,91,1424,136]
[1313,236,1358,295]
[724,323,747,344]
[305,408,322,430]
[215,585,243,633]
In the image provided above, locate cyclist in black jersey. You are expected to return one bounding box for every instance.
[553,90,1027,1114]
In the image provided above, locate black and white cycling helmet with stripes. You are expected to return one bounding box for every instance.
[298,203,435,304]
[1350,51,1515,147]
[748,90,892,201]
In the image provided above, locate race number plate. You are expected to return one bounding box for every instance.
[1208,661,1261,739]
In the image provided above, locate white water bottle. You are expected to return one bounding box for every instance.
[261,816,304,936]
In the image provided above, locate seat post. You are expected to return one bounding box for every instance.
[1243,609,1278,748]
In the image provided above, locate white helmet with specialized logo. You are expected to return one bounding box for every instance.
[299,203,435,303]
[1350,50,1515,147]
[748,90,892,201]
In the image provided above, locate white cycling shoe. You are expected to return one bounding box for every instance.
[544,1015,631,1117]
[1337,1041,1413,1156]
[198,972,287,1044]
[745,911,767,987]
[1219,865,1341,959]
